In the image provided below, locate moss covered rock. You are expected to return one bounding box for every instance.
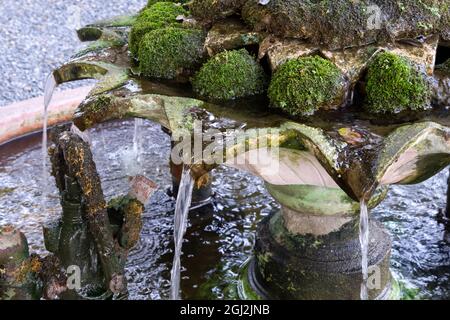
[365,52,431,114]
[241,0,449,50]
[129,2,188,57]
[138,27,205,79]
[192,49,267,100]
[190,0,245,21]
[268,56,347,116]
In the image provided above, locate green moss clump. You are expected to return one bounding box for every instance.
[268,56,346,116]
[138,27,205,79]
[129,2,188,57]
[365,52,431,113]
[192,49,267,100]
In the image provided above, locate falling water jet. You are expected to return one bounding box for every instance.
[359,199,369,300]
[133,118,144,167]
[446,168,450,219]
[41,73,57,213]
[170,166,194,300]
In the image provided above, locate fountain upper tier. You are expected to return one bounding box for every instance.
[48,11,450,204]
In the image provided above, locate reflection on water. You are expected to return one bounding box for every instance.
[0,119,448,299]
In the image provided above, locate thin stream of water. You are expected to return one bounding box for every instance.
[359,199,369,300]
[41,74,57,213]
[170,167,194,300]
[133,118,144,166]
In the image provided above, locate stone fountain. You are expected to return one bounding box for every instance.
[1,0,449,300]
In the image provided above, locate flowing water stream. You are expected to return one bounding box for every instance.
[133,118,144,166]
[170,167,194,300]
[359,199,369,300]
[41,74,57,214]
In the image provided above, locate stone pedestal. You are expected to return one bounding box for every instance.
[239,183,395,300]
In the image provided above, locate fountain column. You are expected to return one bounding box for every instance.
[240,184,395,300]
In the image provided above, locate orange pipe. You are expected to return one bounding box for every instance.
[0,86,92,145]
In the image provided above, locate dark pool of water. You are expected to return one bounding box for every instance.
[0,119,448,299]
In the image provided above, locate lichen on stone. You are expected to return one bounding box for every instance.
[192,49,267,101]
[268,55,347,117]
[129,2,188,57]
[138,27,206,79]
[365,51,431,114]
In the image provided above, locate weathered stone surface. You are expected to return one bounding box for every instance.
[258,36,318,71]
[241,0,449,50]
[281,207,352,236]
[265,184,387,220]
[251,212,392,300]
[73,93,206,133]
[376,121,450,187]
[190,0,246,22]
[204,18,265,56]
[53,60,129,97]
[261,34,439,85]
[385,34,440,76]
[433,70,450,106]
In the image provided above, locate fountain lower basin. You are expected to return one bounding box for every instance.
[0,119,449,299]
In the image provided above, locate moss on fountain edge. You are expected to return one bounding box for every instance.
[129,2,188,57]
[138,27,205,79]
[268,56,347,117]
[192,49,267,101]
[365,51,431,114]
